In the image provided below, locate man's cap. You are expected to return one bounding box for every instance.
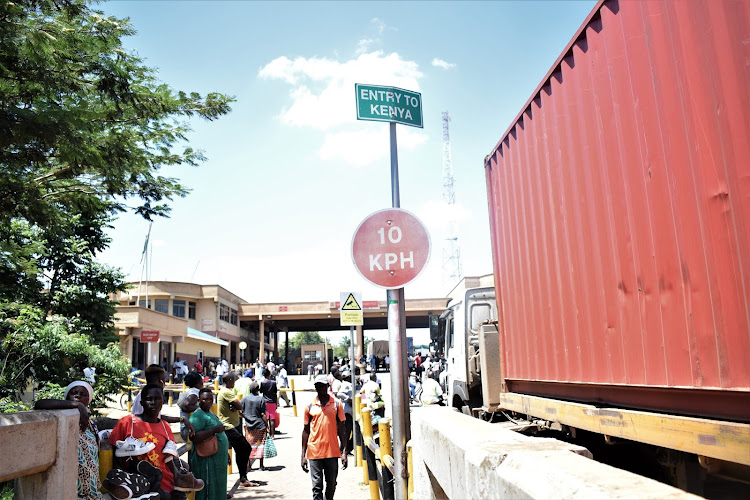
[314,375,329,386]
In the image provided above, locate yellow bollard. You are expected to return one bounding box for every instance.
[168,392,173,407]
[214,378,220,391]
[228,446,233,475]
[407,440,414,500]
[353,395,362,468]
[291,379,297,417]
[379,418,392,461]
[127,400,132,413]
[361,408,379,499]
[99,447,113,492]
[360,406,370,485]
[380,418,395,499]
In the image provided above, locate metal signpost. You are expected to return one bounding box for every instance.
[353,83,427,500]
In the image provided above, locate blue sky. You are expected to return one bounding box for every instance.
[98,0,597,315]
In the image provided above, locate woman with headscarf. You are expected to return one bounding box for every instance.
[189,387,231,499]
[35,381,102,500]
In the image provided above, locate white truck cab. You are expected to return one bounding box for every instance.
[439,287,497,413]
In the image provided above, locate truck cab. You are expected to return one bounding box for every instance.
[439,287,496,413]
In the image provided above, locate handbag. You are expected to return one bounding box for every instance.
[195,434,218,457]
[263,434,277,459]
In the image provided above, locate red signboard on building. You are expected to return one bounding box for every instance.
[140,330,160,343]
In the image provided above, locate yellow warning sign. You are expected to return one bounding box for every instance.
[340,291,363,326]
[342,293,361,311]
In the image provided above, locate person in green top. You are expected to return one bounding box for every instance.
[217,372,256,488]
[189,388,230,500]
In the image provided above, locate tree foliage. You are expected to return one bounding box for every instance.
[0,306,130,412]
[0,0,233,403]
[331,335,374,359]
[279,331,324,354]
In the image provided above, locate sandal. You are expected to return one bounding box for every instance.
[240,480,260,487]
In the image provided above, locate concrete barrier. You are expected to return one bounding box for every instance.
[0,409,78,499]
[410,407,699,499]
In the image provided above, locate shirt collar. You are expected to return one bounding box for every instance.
[313,395,334,407]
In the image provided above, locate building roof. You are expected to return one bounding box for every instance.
[187,327,230,346]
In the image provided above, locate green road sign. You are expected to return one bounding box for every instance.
[355,84,423,128]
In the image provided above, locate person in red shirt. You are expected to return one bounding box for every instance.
[108,384,203,499]
[301,375,347,500]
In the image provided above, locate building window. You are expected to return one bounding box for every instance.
[188,301,196,320]
[138,299,151,309]
[154,299,169,314]
[173,300,186,318]
[304,350,322,361]
[219,303,230,322]
[230,308,238,326]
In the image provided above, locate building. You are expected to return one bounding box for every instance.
[113,282,277,372]
[113,280,452,375]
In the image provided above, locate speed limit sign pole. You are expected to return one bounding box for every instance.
[387,122,411,500]
[355,83,425,500]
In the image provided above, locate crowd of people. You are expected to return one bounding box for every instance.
[33,350,447,500]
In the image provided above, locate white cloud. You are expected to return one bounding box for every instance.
[356,38,377,54]
[371,18,388,35]
[431,57,456,70]
[319,127,428,167]
[258,51,423,131]
[416,200,471,236]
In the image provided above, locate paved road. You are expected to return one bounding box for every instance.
[101,375,370,500]
[225,375,368,499]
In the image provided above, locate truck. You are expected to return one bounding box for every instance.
[439,0,750,492]
[438,278,497,414]
[367,339,390,371]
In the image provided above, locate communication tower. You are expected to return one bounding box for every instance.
[442,111,462,290]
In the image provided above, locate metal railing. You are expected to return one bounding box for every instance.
[353,395,413,500]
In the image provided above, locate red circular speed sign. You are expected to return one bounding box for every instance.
[351,208,431,289]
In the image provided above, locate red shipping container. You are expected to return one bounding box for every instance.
[485,0,749,421]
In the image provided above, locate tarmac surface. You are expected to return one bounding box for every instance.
[101,374,370,500]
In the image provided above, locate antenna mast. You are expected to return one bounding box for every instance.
[442,111,462,290]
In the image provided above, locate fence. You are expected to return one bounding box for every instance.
[354,395,414,500]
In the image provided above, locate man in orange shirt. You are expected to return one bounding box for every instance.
[301,375,348,500]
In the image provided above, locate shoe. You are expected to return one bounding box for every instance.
[115,436,156,457]
[173,470,205,492]
[135,460,162,493]
[105,469,160,500]
[98,429,111,442]
[103,481,132,500]
[162,439,178,459]
[239,479,260,487]
[136,460,161,477]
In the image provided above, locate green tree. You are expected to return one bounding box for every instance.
[279,331,324,354]
[334,335,373,360]
[0,0,233,404]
